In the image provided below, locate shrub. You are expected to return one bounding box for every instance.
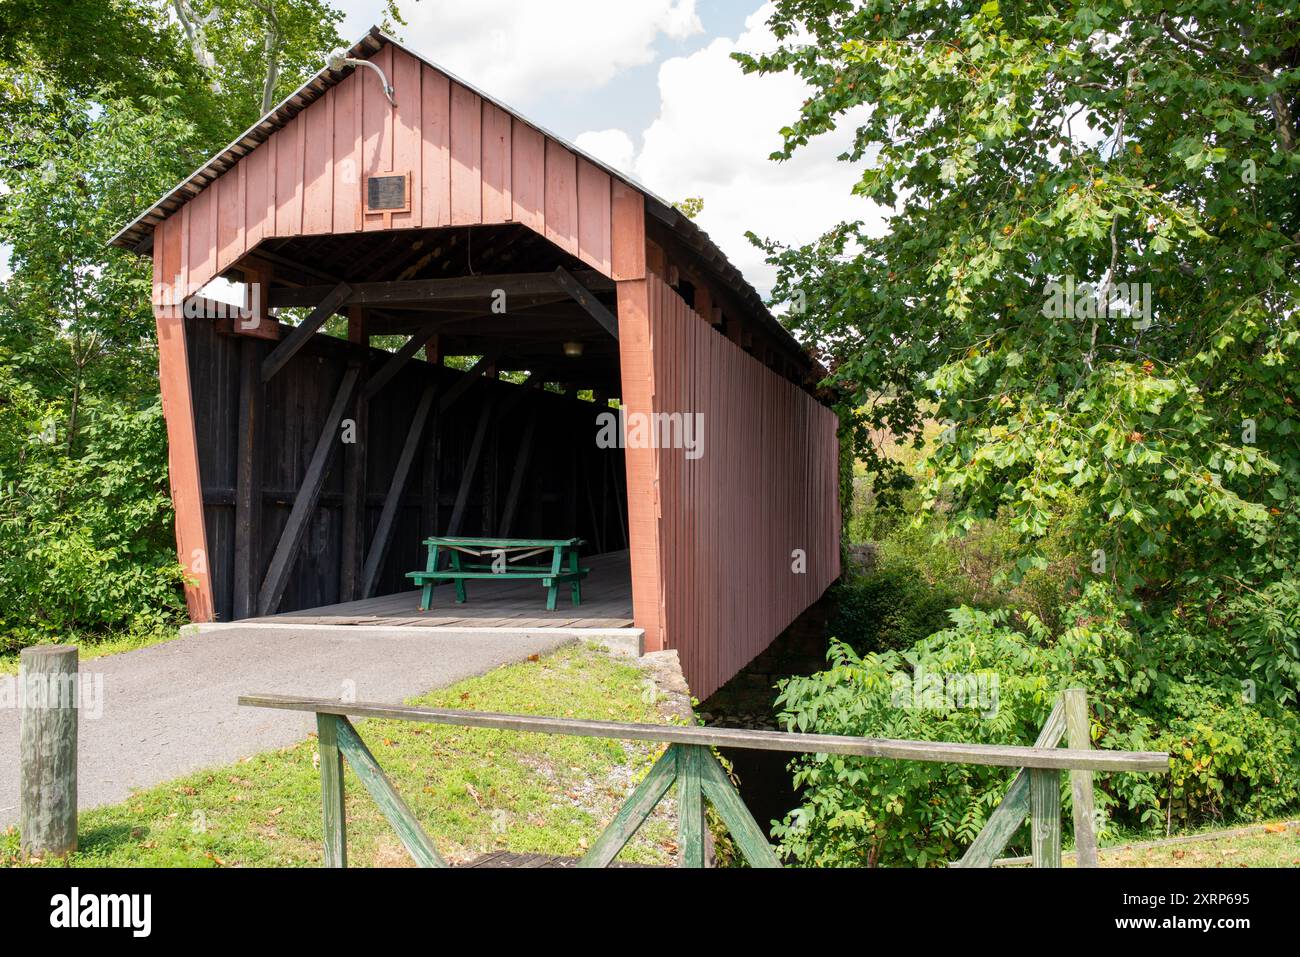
[773,584,1300,866]
[829,568,958,655]
[0,397,185,648]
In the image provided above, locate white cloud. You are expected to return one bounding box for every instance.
[573,129,638,175]
[397,0,702,105]
[582,3,883,297]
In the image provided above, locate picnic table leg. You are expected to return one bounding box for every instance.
[450,550,467,603]
[568,547,582,606]
[546,545,562,611]
[419,544,440,611]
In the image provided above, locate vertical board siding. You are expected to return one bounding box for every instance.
[245,136,274,247]
[215,165,242,272]
[187,186,216,296]
[646,274,840,699]
[361,43,394,233]
[511,122,545,233]
[449,82,482,226]
[481,101,513,223]
[419,67,451,227]
[273,115,305,236]
[165,42,619,298]
[576,158,612,275]
[157,212,183,316]
[543,139,578,256]
[302,88,334,235]
[390,47,423,230]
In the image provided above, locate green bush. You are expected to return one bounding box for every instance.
[0,397,185,649]
[772,583,1300,867]
[829,568,958,656]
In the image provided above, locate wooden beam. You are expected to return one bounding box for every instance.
[447,395,496,536]
[553,267,618,339]
[260,282,352,381]
[232,338,263,619]
[608,450,627,550]
[359,318,444,400]
[420,398,441,541]
[268,271,613,309]
[499,410,537,536]
[437,353,498,413]
[339,310,369,603]
[614,274,663,651]
[257,367,361,616]
[498,372,542,417]
[360,385,438,599]
[241,694,1170,772]
[154,314,214,622]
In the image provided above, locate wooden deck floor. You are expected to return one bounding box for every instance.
[251,550,633,629]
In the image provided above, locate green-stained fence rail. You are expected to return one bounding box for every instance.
[238,688,1168,868]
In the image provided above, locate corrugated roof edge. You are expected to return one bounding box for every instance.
[108,25,814,370]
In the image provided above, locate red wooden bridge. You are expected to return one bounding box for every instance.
[111,26,841,699]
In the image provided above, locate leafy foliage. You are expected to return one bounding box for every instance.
[0,398,186,647]
[829,567,959,656]
[774,584,1300,866]
[738,2,1300,605]
[0,1,353,647]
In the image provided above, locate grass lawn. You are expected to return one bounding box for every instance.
[2,642,684,867]
[994,820,1300,868]
[0,627,185,676]
[1099,821,1300,868]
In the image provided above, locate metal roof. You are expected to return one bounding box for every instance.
[109,26,811,367]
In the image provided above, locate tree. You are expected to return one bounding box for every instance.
[170,0,345,128]
[737,2,1300,604]
[0,0,224,140]
[0,89,203,447]
[0,0,358,643]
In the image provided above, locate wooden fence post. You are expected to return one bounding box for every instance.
[677,745,706,868]
[317,713,347,868]
[19,646,78,858]
[1064,687,1099,867]
[1029,768,1061,868]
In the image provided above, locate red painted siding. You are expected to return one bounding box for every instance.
[646,273,840,699]
[158,49,617,297]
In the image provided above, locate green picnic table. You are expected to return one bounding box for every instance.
[406,537,589,612]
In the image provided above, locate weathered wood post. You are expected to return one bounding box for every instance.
[316,713,347,868]
[19,646,78,858]
[1028,768,1062,867]
[1064,687,1100,867]
[676,744,707,867]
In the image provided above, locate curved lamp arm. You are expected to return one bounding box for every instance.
[325,48,395,106]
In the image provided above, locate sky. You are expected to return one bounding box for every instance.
[1,0,884,296]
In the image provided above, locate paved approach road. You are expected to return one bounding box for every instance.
[0,624,575,826]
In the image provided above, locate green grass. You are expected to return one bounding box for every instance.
[1100,820,1300,868]
[0,626,185,676]
[996,819,1300,868]
[2,642,682,867]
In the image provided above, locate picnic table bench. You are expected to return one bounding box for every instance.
[406,537,588,611]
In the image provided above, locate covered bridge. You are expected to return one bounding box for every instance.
[111,27,840,698]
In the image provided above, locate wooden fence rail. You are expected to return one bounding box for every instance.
[239,689,1169,869]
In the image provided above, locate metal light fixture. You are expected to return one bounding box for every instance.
[563,340,584,358]
[325,48,396,106]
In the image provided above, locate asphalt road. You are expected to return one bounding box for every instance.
[0,625,575,825]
